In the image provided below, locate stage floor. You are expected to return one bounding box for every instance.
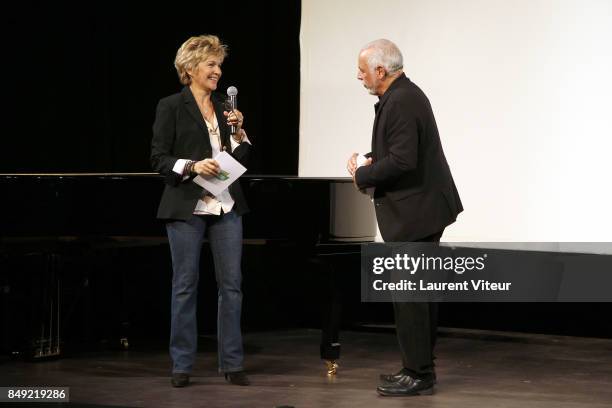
[1,328,611,407]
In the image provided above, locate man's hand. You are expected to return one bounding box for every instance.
[194,159,220,177]
[351,155,372,192]
[347,153,358,176]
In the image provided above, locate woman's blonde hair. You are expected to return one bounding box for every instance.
[174,35,228,85]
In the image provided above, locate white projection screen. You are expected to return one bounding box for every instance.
[299,0,612,245]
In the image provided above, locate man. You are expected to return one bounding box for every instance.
[348,39,463,396]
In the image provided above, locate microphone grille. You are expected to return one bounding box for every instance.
[227,86,238,97]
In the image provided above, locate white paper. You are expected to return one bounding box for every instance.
[192,151,247,196]
[356,153,368,167]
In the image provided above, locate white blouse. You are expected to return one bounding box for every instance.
[171,112,250,215]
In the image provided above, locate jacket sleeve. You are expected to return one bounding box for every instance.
[355,100,418,189]
[150,98,182,187]
[230,141,251,168]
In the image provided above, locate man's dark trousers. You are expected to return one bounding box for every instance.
[393,229,443,376]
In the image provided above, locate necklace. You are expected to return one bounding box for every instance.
[197,97,214,121]
[206,117,219,135]
[197,96,223,150]
[204,113,222,150]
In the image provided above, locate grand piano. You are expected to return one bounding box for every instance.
[0,174,376,370]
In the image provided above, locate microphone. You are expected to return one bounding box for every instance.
[226,86,238,135]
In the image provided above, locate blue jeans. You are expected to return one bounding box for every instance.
[166,211,244,374]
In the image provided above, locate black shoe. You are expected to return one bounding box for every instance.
[377,374,434,397]
[380,368,437,384]
[171,373,190,388]
[379,368,409,383]
[224,371,250,386]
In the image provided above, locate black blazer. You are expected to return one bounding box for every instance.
[151,86,251,220]
[355,74,463,241]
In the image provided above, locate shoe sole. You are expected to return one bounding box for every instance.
[172,383,188,388]
[171,381,189,388]
[380,378,437,385]
[377,386,435,397]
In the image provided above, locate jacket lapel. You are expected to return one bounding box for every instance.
[371,102,381,156]
[181,86,209,135]
[212,93,231,151]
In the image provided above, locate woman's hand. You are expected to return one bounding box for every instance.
[223,108,244,131]
[193,158,220,177]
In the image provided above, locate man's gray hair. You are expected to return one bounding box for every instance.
[361,39,403,74]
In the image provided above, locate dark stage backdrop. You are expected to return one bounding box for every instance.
[2,2,300,174]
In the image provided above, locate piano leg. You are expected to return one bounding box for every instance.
[316,257,342,375]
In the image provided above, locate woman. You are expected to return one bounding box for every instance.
[151,35,251,387]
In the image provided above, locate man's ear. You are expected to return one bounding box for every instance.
[376,66,387,79]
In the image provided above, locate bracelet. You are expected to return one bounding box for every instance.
[232,129,245,143]
[183,160,195,176]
